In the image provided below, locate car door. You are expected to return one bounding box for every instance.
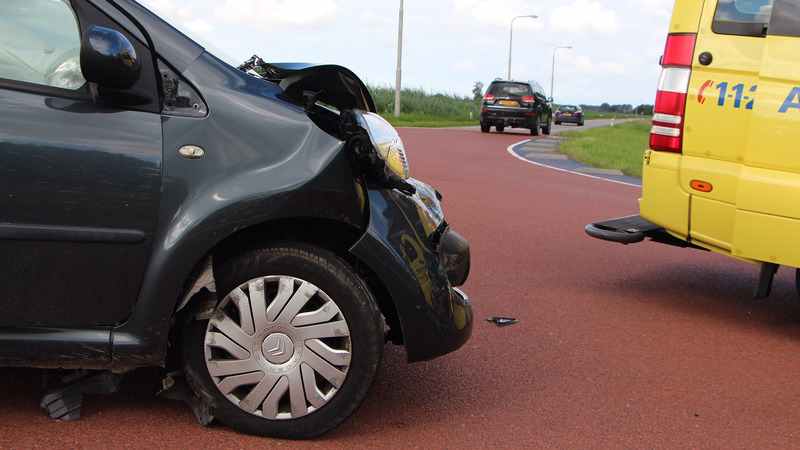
[0,0,162,327]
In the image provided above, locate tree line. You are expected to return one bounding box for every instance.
[583,104,654,115]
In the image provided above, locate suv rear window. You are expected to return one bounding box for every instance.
[488,82,532,98]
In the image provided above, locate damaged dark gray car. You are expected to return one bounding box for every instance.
[0,0,472,439]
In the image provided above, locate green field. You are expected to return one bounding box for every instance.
[555,120,650,178]
[369,85,480,127]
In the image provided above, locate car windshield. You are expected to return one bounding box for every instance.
[560,106,577,112]
[489,83,532,98]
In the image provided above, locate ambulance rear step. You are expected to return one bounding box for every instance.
[585,214,702,249]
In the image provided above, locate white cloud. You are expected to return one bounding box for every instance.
[597,55,646,76]
[357,11,388,28]
[549,1,621,36]
[451,0,543,30]
[184,19,213,33]
[212,0,340,30]
[354,10,398,45]
[140,0,200,22]
[454,58,476,73]
[625,0,675,21]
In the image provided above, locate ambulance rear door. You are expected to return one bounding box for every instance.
[681,0,769,254]
[734,0,800,268]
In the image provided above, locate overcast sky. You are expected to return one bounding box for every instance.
[139,0,676,107]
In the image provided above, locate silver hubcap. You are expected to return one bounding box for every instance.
[204,276,351,420]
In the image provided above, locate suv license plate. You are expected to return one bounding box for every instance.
[499,100,517,106]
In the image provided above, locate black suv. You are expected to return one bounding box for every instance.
[0,0,472,440]
[480,79,552,135]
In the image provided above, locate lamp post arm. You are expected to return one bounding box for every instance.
[507,15,537,81]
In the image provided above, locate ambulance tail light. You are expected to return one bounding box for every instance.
[650,33,696,153]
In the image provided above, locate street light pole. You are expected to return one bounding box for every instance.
[507,14,537,80]
[394,0,404,117]
[550,46,572,101]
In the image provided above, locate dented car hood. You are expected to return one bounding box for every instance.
[238,56,376,113]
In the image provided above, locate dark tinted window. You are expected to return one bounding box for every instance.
[713,0,773,36]
[769,0,800,37]
[488,82,532,98]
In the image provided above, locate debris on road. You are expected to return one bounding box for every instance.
[486,317,518,327]
[40,371,123,421]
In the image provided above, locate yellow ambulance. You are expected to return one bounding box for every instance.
[586,0,800,298]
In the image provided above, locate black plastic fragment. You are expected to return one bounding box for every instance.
[487,317,518,327]
[159,370,214,426]
[40,371,123,421]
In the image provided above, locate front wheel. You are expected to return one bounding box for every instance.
[181,243,384,439]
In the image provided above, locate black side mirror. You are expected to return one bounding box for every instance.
[80,26,140,89]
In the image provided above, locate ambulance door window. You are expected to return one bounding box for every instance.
[769,0,800,37]
[713,0,774,36]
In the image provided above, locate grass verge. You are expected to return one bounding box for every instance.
[556,119,650,178]
[369,85,480,127]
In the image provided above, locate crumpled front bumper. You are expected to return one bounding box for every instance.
[350,180,472,363]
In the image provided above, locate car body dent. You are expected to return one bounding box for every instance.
[350,188,473,363]
[112,54,368,366]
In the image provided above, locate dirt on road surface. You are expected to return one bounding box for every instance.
[3,127,800,447]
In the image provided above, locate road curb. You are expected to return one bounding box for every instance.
[507,136,643,187]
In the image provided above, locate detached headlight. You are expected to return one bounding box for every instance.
[354,111,410,181]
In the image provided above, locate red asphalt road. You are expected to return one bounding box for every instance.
[3,127,800,447]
